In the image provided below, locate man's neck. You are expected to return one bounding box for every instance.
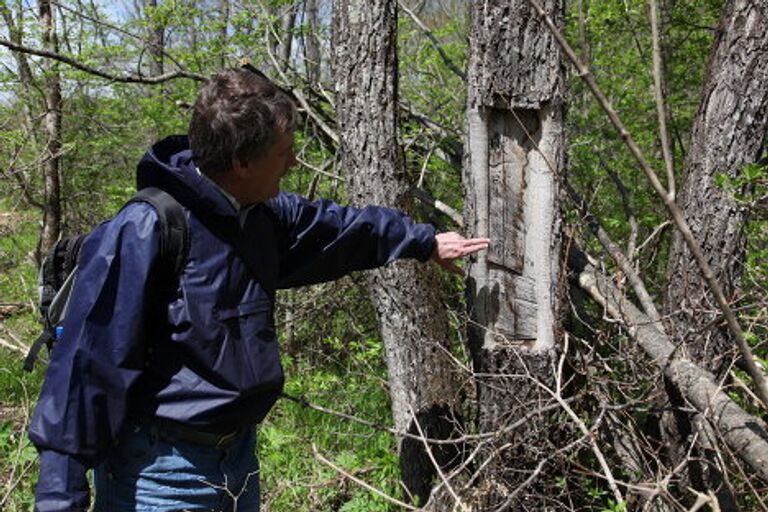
[197,168,243,210]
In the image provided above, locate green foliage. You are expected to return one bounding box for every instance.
[719,161,768,378]
[2,0,766,509]
[565,0,721,290]
[0,417,38,511]
[0,200,44,511]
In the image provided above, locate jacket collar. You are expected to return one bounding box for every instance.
[136,135,240,221]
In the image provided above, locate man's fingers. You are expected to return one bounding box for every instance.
[431,233,492,273]
[460,239,491,251]
[463,238,492,245]
[449,240,491,257]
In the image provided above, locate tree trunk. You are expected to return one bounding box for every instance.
[304,0,321,83]
[278,3,297,71]
[661,2,768,507]
[143,0,164,77]
[463,0,566,508]
[332,0,461,503]
[663,0,768,377]
[38,0,62,258]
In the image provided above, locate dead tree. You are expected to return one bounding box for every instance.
[332,0,462,503]
[463,0,567,508]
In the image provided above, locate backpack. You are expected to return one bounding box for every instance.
[23,187,189,372]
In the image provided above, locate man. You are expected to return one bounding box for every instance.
[28,68,490,511]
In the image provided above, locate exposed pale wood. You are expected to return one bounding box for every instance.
[463,0,566,507]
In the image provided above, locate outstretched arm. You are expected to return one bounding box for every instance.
[431,232,491,274]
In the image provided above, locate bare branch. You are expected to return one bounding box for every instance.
[313,445,419,511]
[634,220,671,258]
[408,404,468,511]
[0,37,205,84]
[411,187,464,227]
[649,0,676,199]
[398,0,467,81]
[526,0,768,410]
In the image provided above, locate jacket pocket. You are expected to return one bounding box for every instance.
[215,300,271,322]
[212,298,281,390]
[215,299,275,340]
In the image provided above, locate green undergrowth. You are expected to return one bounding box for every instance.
[0,200,42,511]
[259,339,403,512]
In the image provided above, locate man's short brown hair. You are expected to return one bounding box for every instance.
[189,68,296,176]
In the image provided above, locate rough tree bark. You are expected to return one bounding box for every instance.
[304,0,321,83]
[664,0,768,377]
[332,0,461,503]
[660,2,768,507]
[38,0,62,258]
[463,0,566,508]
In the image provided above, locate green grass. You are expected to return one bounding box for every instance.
[0,199,43,511]
[260,341,403,511]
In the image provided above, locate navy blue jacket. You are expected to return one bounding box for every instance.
[28,136,436,512]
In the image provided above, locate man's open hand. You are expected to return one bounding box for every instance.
[431,232,491,274]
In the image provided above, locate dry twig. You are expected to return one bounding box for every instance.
[526,0,768,410]
[312,444,419,511]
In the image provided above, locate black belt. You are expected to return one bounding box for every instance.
[144,418,246,448]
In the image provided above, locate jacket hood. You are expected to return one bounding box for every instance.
[136,135,239,221]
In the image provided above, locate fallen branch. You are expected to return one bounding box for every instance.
[527,0,768,410]
[312,444,419,511]
[571,249,768,482]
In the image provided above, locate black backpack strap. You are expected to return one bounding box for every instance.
[128,187,189,276]
[23,329,55,372]
[24,188,188,373]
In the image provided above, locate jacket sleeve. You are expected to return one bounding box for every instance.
[269,193,436,289]
[28,203,162,512]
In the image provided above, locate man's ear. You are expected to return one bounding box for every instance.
[231,157,250,177]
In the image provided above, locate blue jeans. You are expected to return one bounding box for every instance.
[93,422,260,511]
